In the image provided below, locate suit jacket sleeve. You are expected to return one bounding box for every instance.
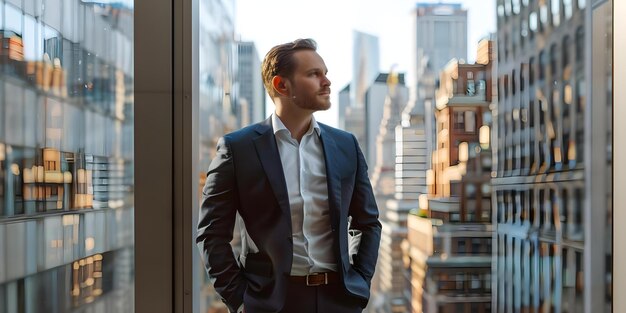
[348,134,382,284]
[196,137,246,312]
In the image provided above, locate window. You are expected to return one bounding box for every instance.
[564,0,573,19]
[465,111,476,133]
[539,50,547,80]
[551,0,561,27]
[540,1,549,29]
[467,71,476,95]
[512,0,521,14]
[454,111,465,130]
[512,69,517,95]
[529,11,538,32]
[451,213,460,222]
[529,57,535,86]
[472,238,483,254]
[434,21,450,47]
[576,26,585,63]
[563,36,571,76]
[550,44,558,77]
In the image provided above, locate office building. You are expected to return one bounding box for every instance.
[236,41,265,126]
[343,31,380,165]
[492,0,613,311]
[351,30,380,109]
[0,1,135,311]
[402,39,495,313]
[413,3,467,74]
[338,84,350,130]
[371,69,430,313]
[413,2,468,173]
[371,71,409,195]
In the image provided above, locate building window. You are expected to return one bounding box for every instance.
[576,26,585,63]
[528,188,536,224]
[564,0,573,19]
[513,0,521,14]
[434,21,450,47]
[530,11,539,32]
[454,111,465,130]
[451,213,460,222]
[540,1,549,29]
[550,44,558,78]
[465,111,476,133]
[529,57,535,86]
[512,69,517,95]
[539,50,547,80]
[467,71,475,95]
[576,77,585,114]
[563,36,571,74]
[551,0,561,27]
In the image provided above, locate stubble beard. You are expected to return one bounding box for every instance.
[292,94,331,112]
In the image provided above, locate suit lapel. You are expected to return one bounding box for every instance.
[252,120,291,217]
[319,125,342,229]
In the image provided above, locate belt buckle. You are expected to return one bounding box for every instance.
[305,272,327,286]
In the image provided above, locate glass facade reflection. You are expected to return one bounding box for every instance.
[193,1,239,312]
[0,0,134,312]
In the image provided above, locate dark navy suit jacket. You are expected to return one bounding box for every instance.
[196,118,381,313]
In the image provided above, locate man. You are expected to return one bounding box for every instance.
[197,38,381,313]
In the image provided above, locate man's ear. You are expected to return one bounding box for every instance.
[272,76,290,97]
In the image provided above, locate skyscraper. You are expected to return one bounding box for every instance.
[413,2,468,171]
[366,72,413,312]
[413,3,467,74]
[403,40,495,313]
[236,41,265,126]
[343,31,381,165]
[492,0,613,312]
[352,30,381,109]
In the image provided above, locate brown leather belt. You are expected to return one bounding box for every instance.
[288,272,340,286]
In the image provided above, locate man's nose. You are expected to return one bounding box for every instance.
[322,75,331,86]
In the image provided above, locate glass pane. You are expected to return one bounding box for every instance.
[190,1,614,313]
[1,0,134,312]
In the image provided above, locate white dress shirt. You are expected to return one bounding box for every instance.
[272,113,337,275]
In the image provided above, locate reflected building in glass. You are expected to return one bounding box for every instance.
[236,41,265,126]
[493,0,612,312]
[0,0,134,312]
[193,1,241,312]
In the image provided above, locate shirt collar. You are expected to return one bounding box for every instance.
[271,113,321,137]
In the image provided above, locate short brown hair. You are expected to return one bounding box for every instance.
[261,38,317,98]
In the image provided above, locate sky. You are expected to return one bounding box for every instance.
[235,0,496,127]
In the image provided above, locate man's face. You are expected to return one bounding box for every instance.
[286,50,332,112]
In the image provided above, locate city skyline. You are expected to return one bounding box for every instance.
[235,0,496,127]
